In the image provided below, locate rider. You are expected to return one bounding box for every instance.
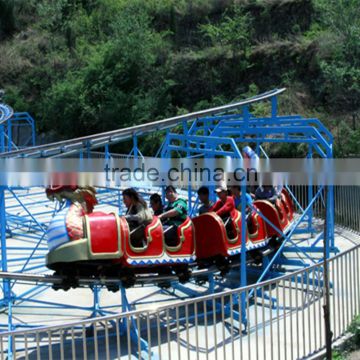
[197,186,213,214]
[123,188,153,246]
[210,186,235,218]
[150,193,164,216]
[231,185,256,232]
[210,186,236,238]
[255,185,281,204]
[158,186,188,245]
[231,185,253,212]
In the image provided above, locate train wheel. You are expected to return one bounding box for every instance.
[249,250,263,265]
[157,268,173,288]
[100,267,121,292]
[215,256,230,277]
[195,274,209,286]
[106,283,120,292]
[53,268,79,291]
[120,269,136,288]
[175,266,191,284]
[269,235,282,251]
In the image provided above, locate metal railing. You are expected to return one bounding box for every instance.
[0,186,360,359]
[0,245,359,359]
[289,185,360,232]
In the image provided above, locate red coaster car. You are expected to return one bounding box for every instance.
[247,208,268,246]
[252,190,294,238]
[121,216,195,269]
[46,210,196,279]
[45,187,295,287]
[281,188,295,221]
[193,207,269,262]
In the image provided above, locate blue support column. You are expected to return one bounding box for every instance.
[326,145,334,252]
[104,144,111,188]
[329,185,335,249]
[120,286,151,359]
[271,96,278,119]
[243,105,250,128]
[240,177,247,329]
[133,135,139,159]
[91,286,101,317]
[105,144,110,160]
[182,120,189,158]
[31,116,36,146]
[184,119,193,209]
[86,141,91,158]
[0,186,14,359]
[0,125,4,153]
[160,130,170,158]
[0,186,10,303]
[7,118,12,152]
[307,146,313,232]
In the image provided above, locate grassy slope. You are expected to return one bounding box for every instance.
[0,0,359,156]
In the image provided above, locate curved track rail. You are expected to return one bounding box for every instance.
[0,248,271,288]
[0,104,14,125]
[0,88,285,158]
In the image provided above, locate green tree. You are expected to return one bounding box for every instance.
[200,5,252,58]
[315,0,360,111]
[42,1,172,138]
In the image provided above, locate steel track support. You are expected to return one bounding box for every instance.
[240,179,248,331]
[0,125,4,153]
[90,285,104,318]
[170,272,216,297]
[1,186,14,359]
[307,146,314,234]
[120,286,154,360]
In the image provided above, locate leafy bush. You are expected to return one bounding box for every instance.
[41,1,172,138]
[200,4,252,58]
[333,315,360,358]
[314,0,360,111]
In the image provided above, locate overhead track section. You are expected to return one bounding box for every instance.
[0,89,286,158]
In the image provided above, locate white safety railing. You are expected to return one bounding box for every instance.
[0,244,359,360]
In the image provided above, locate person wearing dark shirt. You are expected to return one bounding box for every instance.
[197,186,214,214]
[123,188,152,226]
[150,193,164,216]
[122,188,153,247]
[255,185,281,203]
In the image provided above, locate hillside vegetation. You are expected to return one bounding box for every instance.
[0,0,359,156]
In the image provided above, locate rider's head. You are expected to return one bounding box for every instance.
[231,185,241,197]
[165,185,177,203]
[150,193,162,211]
[122,188,147,209]
[215,186,228,202]
[197,186,209,204]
